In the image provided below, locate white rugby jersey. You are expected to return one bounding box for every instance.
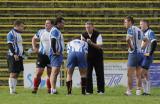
[34,29,51,55]
[143,29,156,54]
[67,39,88,54]
[50,26,64,54]
[7,29,23,56]
[127,25,144,53]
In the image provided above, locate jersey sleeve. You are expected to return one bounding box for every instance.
[7,32,14,44]
[50,29,59,39]
[127,28,134,37]
[66,42,71,53]
[84,42,88,54]
[96,34,103,45]
[149,31,156,42]
[34,30,41,39]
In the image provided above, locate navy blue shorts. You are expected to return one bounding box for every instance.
[141,55,153,70]
[128,53,143,67]
[67,52,87,69]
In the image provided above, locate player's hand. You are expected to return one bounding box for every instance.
[33,48,39,53]
[14,54,19,61]
[144,53,150,56]
[54,52,60,56]
[87,39,92,45]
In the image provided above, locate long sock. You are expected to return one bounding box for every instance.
[8,78,14,93]
[142,79,147,93]
[13,78,17,93]
[46,78,51,93]
[66,80,72,94]
[146,80,151,94]
[81,77,86,95]
[33,78,41,91]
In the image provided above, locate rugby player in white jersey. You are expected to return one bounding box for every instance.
[66,37,88,95]
[32,20,53,94]
[49,17,65,94]
[140,19,157,96]
[7,20,25,94]
[124,16,145,96]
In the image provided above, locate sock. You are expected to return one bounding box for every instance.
[46,78,51,93]
[33,78,41,91]
[51,88,57,93]
[66,80,72,94]
[13,78,17,93]
[146,80,151,94]
[142,79,147,93]
[81,77,86,95]
[9,78,14,93]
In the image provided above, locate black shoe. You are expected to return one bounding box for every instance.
[32,90,37,94]
[142,93,151,96]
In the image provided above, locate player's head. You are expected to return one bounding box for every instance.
[45,19,54,31]
[140,19,149,31]
[85,21,94,34]
[124,16,134,28]
[54,16,65,29]
[13,20,25,32]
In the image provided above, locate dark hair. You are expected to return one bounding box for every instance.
[124,16,134,24]
[54,17,64,25]
[46,19,54,25]
[140,19,149,27]
[13,20,24,26]
[85,21,94,25]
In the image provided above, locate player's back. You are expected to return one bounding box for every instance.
[67,39,88,53]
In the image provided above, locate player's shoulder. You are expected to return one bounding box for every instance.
[148,29,154,34]
[38,29,46,33]
[7,29,14,36]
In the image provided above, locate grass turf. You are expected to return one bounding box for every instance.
[0,86,160,104]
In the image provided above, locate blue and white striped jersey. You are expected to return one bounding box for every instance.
[50,27,64,54]
[7,29,23,56]
[143,29,156,54]
[67,39,88,54]
[34,29,51,55]
[127,25,144,53]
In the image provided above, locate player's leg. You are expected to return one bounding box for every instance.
[7,55,23,94]
[50,67,60,94]
[45,55,52,93]
[125,53,136,96]
[77,52,87,95]
[66,52,76,95]
[141,56,153,95]
[32,68,44,93]
[79,69,87,95]
[9,73,19,94]
[46,67,51,93]
[66,68,74,95]
[135,66,142,95]
[32,53,45,93]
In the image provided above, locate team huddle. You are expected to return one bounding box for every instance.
[6,16,157,96]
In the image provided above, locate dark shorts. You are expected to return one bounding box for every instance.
[7,55,24,73]
[141,55,153,70]
[36,53,51,68]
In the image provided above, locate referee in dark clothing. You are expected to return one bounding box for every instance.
[81,21,105,94]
